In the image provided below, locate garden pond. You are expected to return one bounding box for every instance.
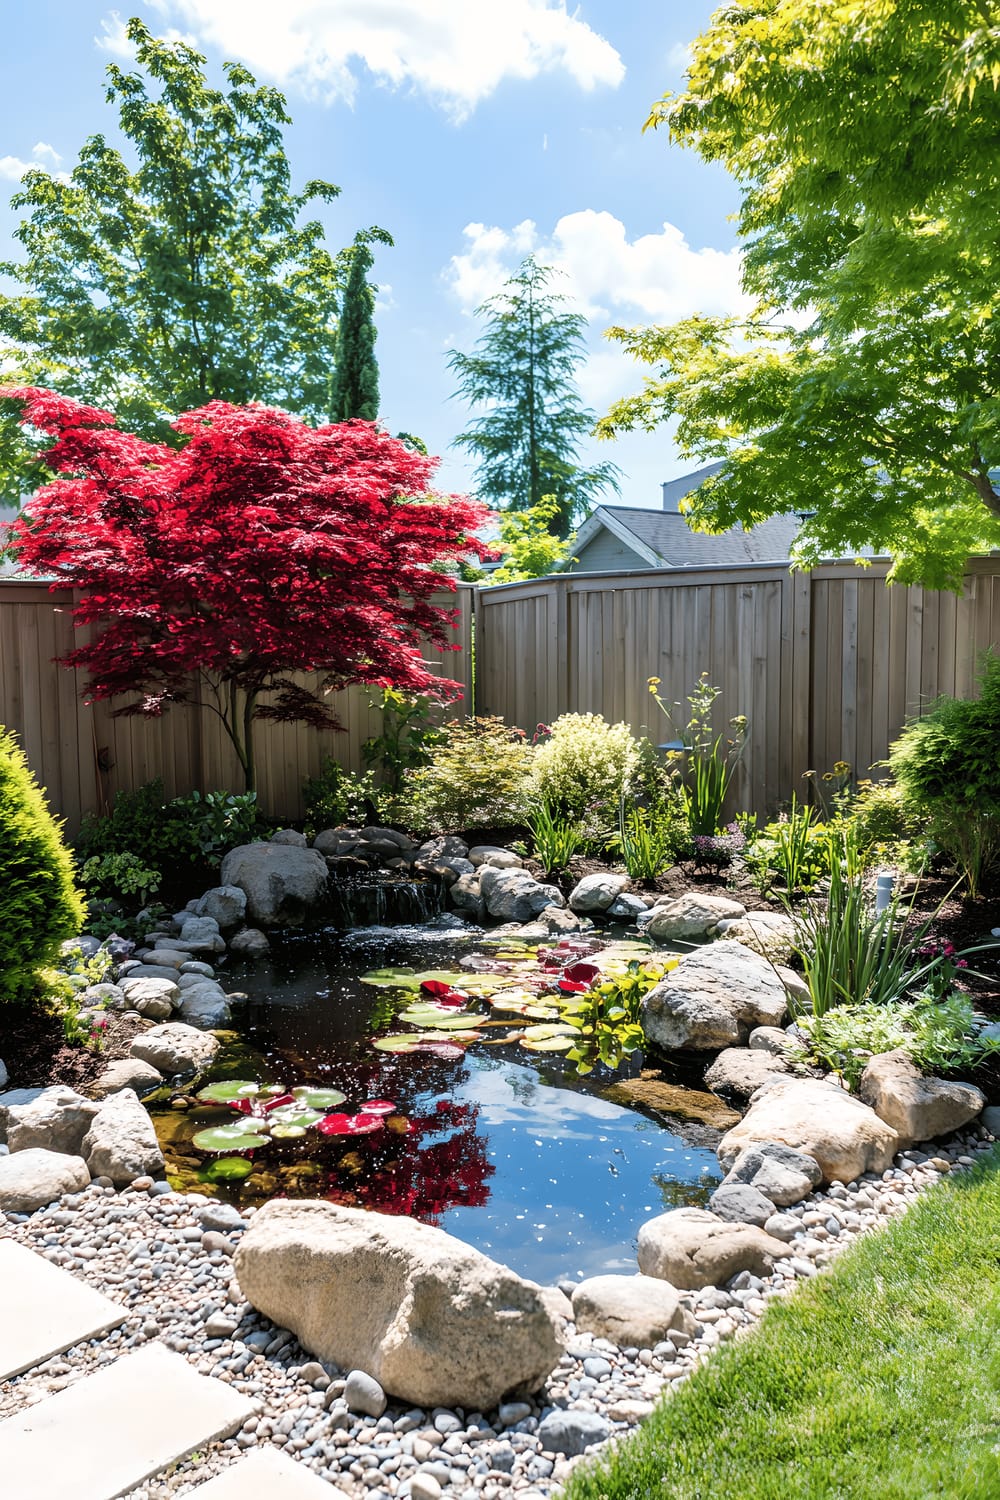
[149,923,721,1284]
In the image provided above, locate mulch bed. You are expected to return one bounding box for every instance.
[2,1005,146,1093]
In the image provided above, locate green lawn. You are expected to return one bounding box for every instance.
[563,1148,1000,1500]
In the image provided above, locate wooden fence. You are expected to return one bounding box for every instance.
[473,559,1000,817]
[0,581,474,833]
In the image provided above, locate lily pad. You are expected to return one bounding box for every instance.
[523,1023,577,1040]
[371,1034,420,1053]
[521,1034,575,1052]
[291,1086,347,1109]
[269,1123,309,1140]
[359,1099,397,1115]
[192,1122,270,1152]
[361,967,472,990]
[266,1106,323,1130]
[200,1156,255,1182]
[196,1080,261,1104]
[316,1112,386,1137]
[398,1007,479,1030]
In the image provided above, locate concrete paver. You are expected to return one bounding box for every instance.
[0,1239,126,1381]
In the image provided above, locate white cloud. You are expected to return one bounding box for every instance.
[0,143,71,185]
[31,142,62,166]
[147,0,625,120]
[667,40,693,73]
[95,11,135,58]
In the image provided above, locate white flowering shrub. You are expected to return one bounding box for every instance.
[529,713,642,823]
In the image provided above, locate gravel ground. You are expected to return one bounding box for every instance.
[1,1124,996,1499]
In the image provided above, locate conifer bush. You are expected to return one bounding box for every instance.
[0,726,85,1000]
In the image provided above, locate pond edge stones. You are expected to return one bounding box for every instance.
[234,1199,566,1410]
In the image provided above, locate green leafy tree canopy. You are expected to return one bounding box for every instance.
[449,255,620,538]
[598,0,1000,588]
[0,16,390,499]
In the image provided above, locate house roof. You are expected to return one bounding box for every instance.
[572,504,802,569]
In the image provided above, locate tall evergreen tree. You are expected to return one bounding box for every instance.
[329,238,380,422]
[448,256,619,537]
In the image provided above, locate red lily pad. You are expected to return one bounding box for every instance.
[316,1112,386,1137]
[359,1100,397,1115]
[562,962,600,983]
[558,980,590,994]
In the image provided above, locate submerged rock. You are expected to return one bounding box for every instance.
[602,1074,740,1132]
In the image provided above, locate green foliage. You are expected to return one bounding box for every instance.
[448,256,620,538]
[80,852,162,904]
[563,1146,1000,1500]
[361,689,443,796]
[77,778,260,880]
[745,794,830,896]
[527,800,584,876]
[888,653,1000,896]
[302,758,381,834]
[564,956,679,1074]
[172,789,261,861]
[791,993,1000,1093]
[398,716,534,834]
[834,776,930,876]
[649,672,747,838]
[616,803,676,881]
[530,713,641,826]
[0,725,85,1001]
[329,237,380,422]
[480,496,578,583]
[596,3,1000,588]
[0,18,390,497]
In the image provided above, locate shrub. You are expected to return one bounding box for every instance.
[397,716,534,833]
[790,993,1000,1091]
[77,779,261,879]
[302,759,382,834]
[745,796,832,895]
[80,852,162,904]
[888,652,1000,895]
[0,725,85,1000]
[530,713,642,824]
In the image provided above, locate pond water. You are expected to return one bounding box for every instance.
[151,923,721,1284]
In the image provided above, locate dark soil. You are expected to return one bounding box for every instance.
[2,1003,146,1093]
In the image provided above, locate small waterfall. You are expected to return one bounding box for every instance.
[324,875,444,929]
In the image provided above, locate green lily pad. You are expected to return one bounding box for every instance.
[397,1007,479,1030]
[195,1080,261,1104]
[192,1122,269,1152]
[371,1034,420,1052]
[266,1106,323,1130]
[291,1087,346,1109]
[361,967,472,990]
[200,1156,255,1182]
[269,1123,309,1139]
[523,1023,577,1040]
[521,1034,575,1052]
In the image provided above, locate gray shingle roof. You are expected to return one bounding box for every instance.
[592,505,802,567]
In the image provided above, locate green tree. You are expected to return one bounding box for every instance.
[449,255,620,538]
[0,16,390,500]
[482,496,577,583]
[329,237,380,422]
[598,0,1000,588]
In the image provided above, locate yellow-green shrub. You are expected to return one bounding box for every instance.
[530,713,642,823]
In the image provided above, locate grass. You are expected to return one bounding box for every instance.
[562,1147,1000,1500]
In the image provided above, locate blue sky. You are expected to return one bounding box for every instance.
[0,1,745,511]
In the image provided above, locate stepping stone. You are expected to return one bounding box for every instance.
[190,1447,351,1498]
[0,1342,255,1500]
[0,1240,125,1380]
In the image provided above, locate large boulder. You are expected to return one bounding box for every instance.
[130,1022,220,1076]
[195,885,248,931]
[704,1047,790,1104]
[637,1207,790,1289]
[0,1148,91,1211]
[859,1051,985,1145]
[176,982,232,1029]
[220,843,329,927]
[642,941,788,1052]
[82,1088,164,1186]
[234,1200,565,1409]
[718,1076,900,1183]
[90,1057,163,1100]
[119,975,180,1020]
[571,1275,697,1348]
[4,1085,99,1156]
[716,911,797,964]
[568,873,631,915]
[478,866,566,923]
[720,1140,823,1207]
[644,893,746,942]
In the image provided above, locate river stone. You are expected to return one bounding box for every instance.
[642,941,788,1052]
[982,1106,1000,1138]
[637,1207,791,1289]
[645,893,746,942]
[707,1183,776,1227]
[130,1022,220,1076]
[749,1026,794,1056]
[537,1410,611,1457]
[175,915,228,955]
[82,1087,165,1186]
[514,905,594,939]
[715,911,797,963]
[448,872,483,915]
[5,1085,100,1156]
[220,843,328,927]
[721,1141,823,1207]
[176,982,232,1029]
[0,1059,7,1090]
[718,1076,900,1183]
[858,1050,986,1145]
[607,891,650,920]
[195,885,248,930]
[344,1370,387,1418]
[77,982,126,1011]
[90,1058,163,1099]
[704,1047,790,1103]
[119,975,181,1019]
[228,927,271,957]
[234,1199,565,1409]
[568,872,631,914]
[0,1147,91,1211]
[271,828,308,846]
[478,866,566,922]
[601,1074,740,1131]
[571,1275,697,1348]
[468,846,524,869]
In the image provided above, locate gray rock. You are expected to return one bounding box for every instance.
[859,1050,986,1146]
[645,893,746,942]
[448,872,484,917]
[228,927,271,957]
[749,1025,794,1056]
[568,872,630,914]
[90,1058,163,1099]
[704,1047,790,1103]
[537,1410,611,1457]
[139,947,188,968]
[82,1087,165,1186]
[175,915,228,954]
[344,1369,388,1417]
[119,975,181,1019]
[5,1085,100,1156]
[130,1022,220,1076]
[0,1147,91,1211]
[220,843,328,927]
[418,835,470,861]
[721,1141,823,1207]
[571,1275,697,1348]
[0,1087,45,1144]
[606,892,650,920]
[763,1212,802,1242]
[176,982,232,1029]
[715,911,796,963]
[707,1183,776,1228]
[195,1200,245,1233]
[514,905,594,939]
[271,828,308,846]
[76,982,126,1011]
[195,885,248,931]
[468,845,524,869]
[637,1207,791,1289]
[478,866,566,923]
[982,1105,1000,1138]
[718,1077,899,1184]
[0,1058,6,1090]
[642,941,788,1052]
[179,959,216,978]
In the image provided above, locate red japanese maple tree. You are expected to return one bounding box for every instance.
[2,388,489,789]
